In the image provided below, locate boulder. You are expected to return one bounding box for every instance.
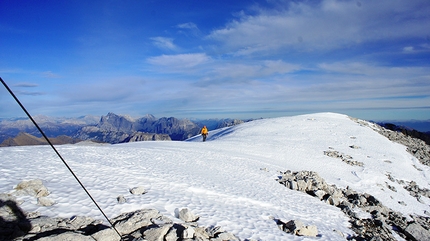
[129,186,147,195]
[296,225,318,237]
[111,209,160,235]
[91,228,121,241]
[116,195,126,204]
[404,222,430,241]
[36,231,95,241]
[37,197,55,206]
[178,208,199,222]
[14,179,49,197]
[142,224,172,241]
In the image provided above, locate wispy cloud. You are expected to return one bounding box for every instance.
[207,0,430,56]
[176,22,201,37]
[177,22,198,30]
[14,83,38,88]
[15,90,45,96]
[151,37,178,51]
[147,53,211,69]
[41,71,61,78]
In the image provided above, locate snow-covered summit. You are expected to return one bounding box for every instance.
[1,112,429,240]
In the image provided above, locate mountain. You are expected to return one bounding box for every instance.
[377,120,430,132]
[193,118,248,130]
[0,132,81,147]
[0,115,99,144]
[0,113,246,146]
[75,112,202,143]
[1,113,429,240]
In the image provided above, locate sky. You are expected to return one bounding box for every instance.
[1,0,430,121]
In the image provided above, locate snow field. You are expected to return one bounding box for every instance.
[1,113,429,240]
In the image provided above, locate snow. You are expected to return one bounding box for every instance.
[1,112,429,240]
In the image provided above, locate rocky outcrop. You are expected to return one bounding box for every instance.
[351,117,430,166]
[0,209,238,241]
[324,148,364,167]
[379,122,430,145]
[121,132,171,142]
[277,170,430,241]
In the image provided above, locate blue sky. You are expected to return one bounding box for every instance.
[1,0,430,121]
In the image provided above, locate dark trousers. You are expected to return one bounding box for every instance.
[202,134,207,142]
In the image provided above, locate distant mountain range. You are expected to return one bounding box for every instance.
[2,113,429,147]
[0,113,246,146]
[375,119,430,132]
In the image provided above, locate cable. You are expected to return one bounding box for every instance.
[1,77,123,239]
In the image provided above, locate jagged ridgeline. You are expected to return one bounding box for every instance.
[0,113,245,146]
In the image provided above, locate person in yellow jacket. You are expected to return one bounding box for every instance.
[200,126,208,142]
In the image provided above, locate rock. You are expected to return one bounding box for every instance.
[117,195,126,204]
[284,220,304,233]
[14,179,49,197]
[215,232,239,240]
[91,228,121,241]
[111,209,160,235]
[37,197,55,206]
[143,224,172,241]
[324,150,364,166]
[182,226,195,239]
[165,225,182,241]
[194,226,210,240]
[404,222,430,241]
[277,169,429,240]
[278,219,318,237]
[296,225,318,237]
[129,186,147,195]
[36,231,96,241]
[313,189,326,200]
[178,208,199,222]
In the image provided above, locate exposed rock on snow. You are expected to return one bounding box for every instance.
[36,197,55,207]
[324,149,364,167]
[177,208,199,222]
[129,186,147,195]
[122,131,171,142]
[275,219,319,237]
[351,117,430,166]
[13,179,49,198]
[277,170,430,241]
[116,195,126,204]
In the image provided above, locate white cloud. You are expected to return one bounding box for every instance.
[177,22,198,30]
[207,0,430,56]
[150,37,178,50]
[206,60,301,82]
[147,53,210,68]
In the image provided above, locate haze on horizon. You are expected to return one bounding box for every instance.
[1,0,429,121]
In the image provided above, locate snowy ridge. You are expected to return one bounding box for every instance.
[1,112,429,240]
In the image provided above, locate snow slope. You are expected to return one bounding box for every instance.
[1,113,429,240]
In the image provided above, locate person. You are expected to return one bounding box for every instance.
[200,126,208,142]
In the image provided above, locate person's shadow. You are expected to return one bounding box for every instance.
[0,199,32,241]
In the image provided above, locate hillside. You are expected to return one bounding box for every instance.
[0,113,429,240]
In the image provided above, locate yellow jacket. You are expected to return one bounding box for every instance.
[201,126,208,135]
